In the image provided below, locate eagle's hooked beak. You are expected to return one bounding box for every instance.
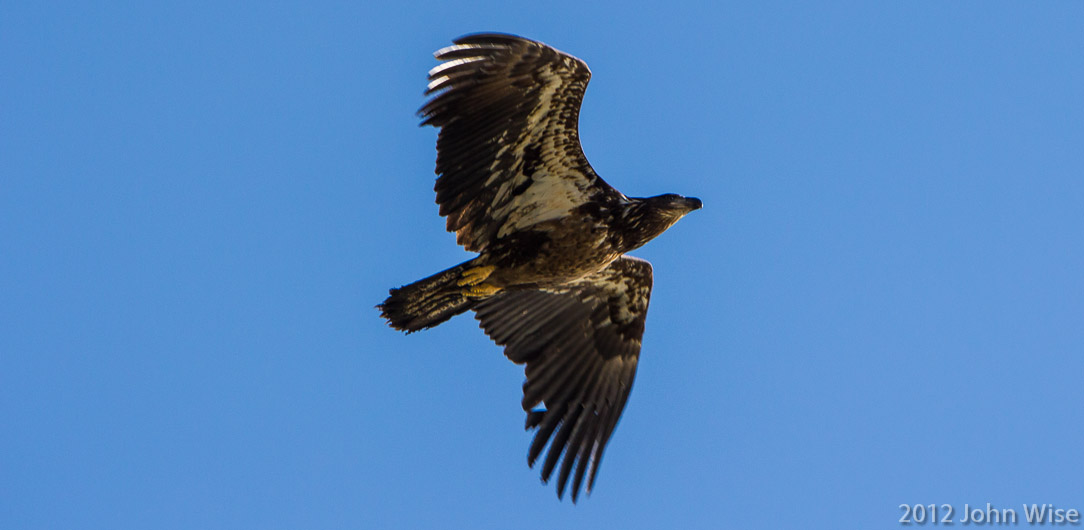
[684,197,703,211]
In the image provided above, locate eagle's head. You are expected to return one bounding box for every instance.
[652,193,703,215]
[617,193,702,252]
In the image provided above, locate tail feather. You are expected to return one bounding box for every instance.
[379,260,487,332]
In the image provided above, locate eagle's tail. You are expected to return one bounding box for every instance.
[378,259,498,332]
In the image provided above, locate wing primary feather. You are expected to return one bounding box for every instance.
[540,403,583,484]
[432,44,503,61]
[570,415,601,502]
[526,352,598,465]
[555,420,588,498]
[557,402,594,499]
[527,407,562,466]
[587,360,639,491]
[564,356,618,501]
[426,55,486,80]
[575,362,620,497]
[539,354,605,485]
[452,33,529,46]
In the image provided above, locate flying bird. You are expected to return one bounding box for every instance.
[379,33,701,501]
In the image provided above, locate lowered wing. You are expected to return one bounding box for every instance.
[473,256,652,501]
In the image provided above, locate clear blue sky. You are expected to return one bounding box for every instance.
[3,1,1082,529]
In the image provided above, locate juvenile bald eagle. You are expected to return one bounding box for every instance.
[379,33,701,501]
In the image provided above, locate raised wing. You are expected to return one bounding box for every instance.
[473,256,652,501]
[419,33,621,252]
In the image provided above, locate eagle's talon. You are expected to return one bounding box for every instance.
[463,283,502,297]
[457,265,497,286]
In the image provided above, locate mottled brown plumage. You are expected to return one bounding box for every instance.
[378,33,700,501]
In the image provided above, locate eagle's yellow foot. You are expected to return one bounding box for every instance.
[463,283,502,297]
[457,265,496,286]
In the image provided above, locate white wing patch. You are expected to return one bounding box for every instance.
[496,172,588,238]
[492,63,595,238]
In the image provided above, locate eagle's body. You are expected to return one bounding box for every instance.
[379,33,700,501]
[461,194,693,289]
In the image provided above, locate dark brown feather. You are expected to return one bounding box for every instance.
[473,256,652,500]
[419,33,624,253]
